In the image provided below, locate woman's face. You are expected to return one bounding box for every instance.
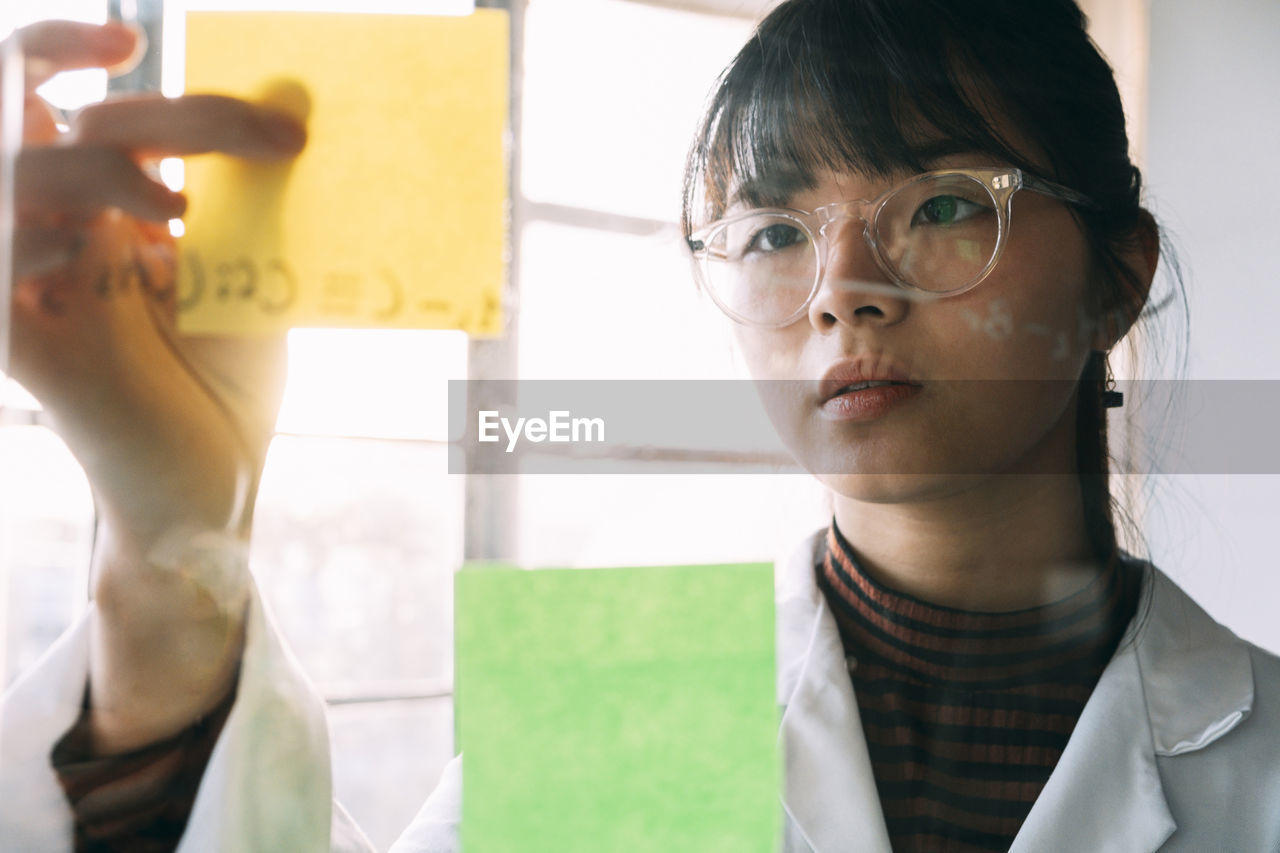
[731,153,1109,504]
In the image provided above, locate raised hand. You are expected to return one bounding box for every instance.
[5,19,306,752]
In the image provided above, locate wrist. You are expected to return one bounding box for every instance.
[86,517,253,754]
[92,517,253,626]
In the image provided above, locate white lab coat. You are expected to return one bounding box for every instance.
[3,527,1279,852]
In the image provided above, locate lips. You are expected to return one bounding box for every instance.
[818,355,920,404]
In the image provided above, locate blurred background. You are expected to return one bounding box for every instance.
[1,0,1277,847]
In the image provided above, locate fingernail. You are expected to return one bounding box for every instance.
[101,21,148,72]
[97,20,130,43]
[99,21,137,51]
[257,111,307,153]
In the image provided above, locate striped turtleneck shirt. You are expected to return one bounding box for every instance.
[815,519,1142,853]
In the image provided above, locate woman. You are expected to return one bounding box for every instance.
[3,1,1279,851]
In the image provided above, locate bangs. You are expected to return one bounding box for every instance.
[684,0,1048,227]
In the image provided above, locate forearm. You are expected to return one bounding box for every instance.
[86,517,250,755]
[47,317,260,754]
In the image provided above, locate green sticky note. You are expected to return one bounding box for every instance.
[456,562,779,852]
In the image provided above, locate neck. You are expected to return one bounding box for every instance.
[832,471,1103,612]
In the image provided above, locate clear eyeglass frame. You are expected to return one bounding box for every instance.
[686,166,1097,329]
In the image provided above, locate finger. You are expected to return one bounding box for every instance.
[13,224,82,279]
[18,146,186,222]
[25,93,61,144]
[71,94,307,160]
[12,277,56,319]
[16,20,143,89]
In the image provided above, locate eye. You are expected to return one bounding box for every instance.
[745,222,806,254]
[911,194,987,227]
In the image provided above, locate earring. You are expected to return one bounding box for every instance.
[1101,353,1123,409]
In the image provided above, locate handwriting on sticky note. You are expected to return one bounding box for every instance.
[179,11,508,335]
[455,562,780,851]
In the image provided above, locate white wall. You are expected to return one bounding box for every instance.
[1141,0,1280,652]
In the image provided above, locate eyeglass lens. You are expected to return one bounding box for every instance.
[700,174,1001,325]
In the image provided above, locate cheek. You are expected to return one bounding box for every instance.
[940,221,1097,382]
[937,292,1091,382]
[732,326,807,380]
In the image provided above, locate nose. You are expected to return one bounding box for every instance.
[806,217,909,331]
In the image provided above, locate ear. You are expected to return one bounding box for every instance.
[1091,209,1159,351]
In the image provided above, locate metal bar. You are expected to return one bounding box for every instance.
[107,0,164,94]
[0,35,21,393]
[320,678,454,706]
[464,0,523,563]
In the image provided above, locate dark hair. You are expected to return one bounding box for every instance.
[683,0,1184,565]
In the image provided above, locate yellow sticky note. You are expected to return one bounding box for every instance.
[179,11,508,335]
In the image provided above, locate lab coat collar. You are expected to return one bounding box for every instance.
[0,599,93,848]
[1129,565,1254,758]
[775,530,892,852]
[774,529,1255,853]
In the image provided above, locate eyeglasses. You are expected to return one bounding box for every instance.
[686,166,1096,328]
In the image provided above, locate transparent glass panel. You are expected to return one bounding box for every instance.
[519,221,747,380]
[521,0,753,221]
[251,436,461,687]
[328,696,455,852]
[276,329,468,441]
[517,472,829,569]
